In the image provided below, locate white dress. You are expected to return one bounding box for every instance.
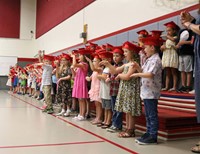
[162,38,178,69]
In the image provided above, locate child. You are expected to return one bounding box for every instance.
[137,29,149,66]
[100,41,142,137]
[97,51,113,129]
[55,53,72,117]
[20,69,27,95]
[85,53,103,124]
[106,47,124,133]
[176,19,195,92]
[72,49,90,121]
[161,21,179,91]
[131,36,162,145]
[36,53,54,114]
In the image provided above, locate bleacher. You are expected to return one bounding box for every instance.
[135,91,200,140]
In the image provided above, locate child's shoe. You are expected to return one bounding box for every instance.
[63,109,71,117]
[56,109,65,116]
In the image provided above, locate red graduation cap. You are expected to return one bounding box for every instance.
[78,49,93,55]
[102,43,114,51]
[122,41,142,54]
[112,46,124,55]
[43,55,55,61]
[151,30,163,37]
[142,36,161,46]
[164,21,179,29]
[91,53,101,60]
[98,51,113,59]
[61,53,72,62]
[137,29,149,36]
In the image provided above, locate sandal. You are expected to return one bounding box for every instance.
[191,145,200,153]
[101,124,111,129]
[91,120,102,125]
[97,122,105,127]
[118,129,135,138]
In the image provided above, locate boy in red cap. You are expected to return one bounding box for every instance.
[35,51,54,114]
[106,46,124,133]
[131,36,162,145]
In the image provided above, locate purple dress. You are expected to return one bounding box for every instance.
[72,62,89,99]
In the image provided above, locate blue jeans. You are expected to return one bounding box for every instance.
[111,96,123,129]
[143,99,159,139]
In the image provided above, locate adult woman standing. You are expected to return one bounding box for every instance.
[181,5,200,153]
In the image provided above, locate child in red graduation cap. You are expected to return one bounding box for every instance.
[100,41,142,137]
[55,53,72,117]
[35,51,55,114]
[71,49,91,121]
[160,21,180,91]
[131,36,162,145]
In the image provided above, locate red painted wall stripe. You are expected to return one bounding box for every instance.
[36,0,95,38]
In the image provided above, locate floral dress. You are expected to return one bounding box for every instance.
[115,65,142,116]
[56,67,72,105]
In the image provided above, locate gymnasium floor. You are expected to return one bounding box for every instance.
[0,90,198,154]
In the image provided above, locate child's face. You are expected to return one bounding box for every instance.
[92,58,101,67]
[78,54,84,62]
[123,49,132,61]
[60,58,68,66]
[166,27,175,36]
[144,45,155,57]
[44,59,51,65]
[113,53,123,64]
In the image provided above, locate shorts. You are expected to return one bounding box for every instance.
[102,99,111,109]
[178,55,193,72]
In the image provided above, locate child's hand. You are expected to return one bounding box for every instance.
[85,76,91,82]
[99,60,109,67]
[105,77,111,83]
[85,56,91,62]
[115,74,121,81]
[160,45,166,51]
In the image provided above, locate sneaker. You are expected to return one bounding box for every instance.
[77,115,85,121]
[135,133,149,143]
[46,109,54,114]
[63,109,71,117]
[137,135,157,145]
[72,114,81,120]
[56,109,65,116]
[177,86,187,92]
[107,126,121,133]
[189,89,195,94]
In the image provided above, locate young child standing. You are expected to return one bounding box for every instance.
[55,53,72,116]
[161,21,179,91]
[176,19,195,92]
[106,47,124,133]
[72,49,90,121]
[97,51,113,129]
[36,53,54,114]
[100,41,142,137]
[85,53,103,124]
[131,37,162,145]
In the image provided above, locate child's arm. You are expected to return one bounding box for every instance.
[97,72,108,81]
[115,64,137,81]
[72,54,85,69]
[85,56,102,73]
[99,60,124,74]
[131,72,153,78]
